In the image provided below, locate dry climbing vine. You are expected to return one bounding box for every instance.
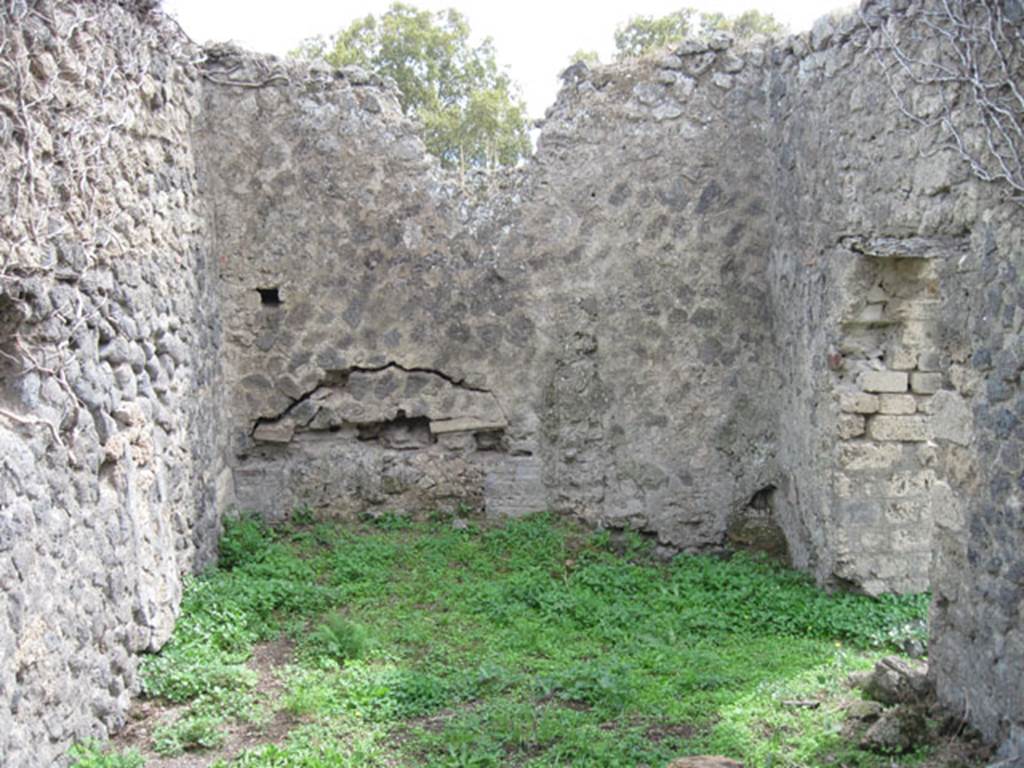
[0,0,202,448]
[864,0,1024,202]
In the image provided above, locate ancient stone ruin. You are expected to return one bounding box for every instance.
[0,0,1021,764]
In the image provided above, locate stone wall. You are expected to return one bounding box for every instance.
[0,2,226,764]
[197,48,521,524]
[0,0,1021,762]
[505,45,779,549]
[764,3,977,595]
[928,169,1023,754]
[761,2,1022,748]
[202,39,782,553]
[203,4,1003,598]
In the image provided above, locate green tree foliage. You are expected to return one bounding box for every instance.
[292,3,530,178]
[614,7,788,61]
[613,9,697,61]
[568,49,602,67]
[700,9,788,39]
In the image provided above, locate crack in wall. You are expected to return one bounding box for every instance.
[248,361,506,444]
[839,234,969,261]
[355,362,494,394]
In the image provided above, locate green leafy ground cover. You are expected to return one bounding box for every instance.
[76,512,936,767]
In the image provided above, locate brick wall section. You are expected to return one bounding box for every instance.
[764,7,963,596]
[765,0,1022,748]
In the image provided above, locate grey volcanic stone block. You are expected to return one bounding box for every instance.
[0,3,229,764]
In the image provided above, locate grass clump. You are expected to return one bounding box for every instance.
[212,721,391,768]
[218,514,275,570]
[150,684,268,756]
[152,712,226,756]
[122,510,932,767]
[282,659,474,722]
[67,742,144,768]
[300,613,368,664]
[139,515,340,702]
[138,576,258,702]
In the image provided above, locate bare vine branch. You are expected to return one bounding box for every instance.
[0,0,201,451]
[864,0,1024,202]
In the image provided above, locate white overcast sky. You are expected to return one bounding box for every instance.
[162,0,849,118]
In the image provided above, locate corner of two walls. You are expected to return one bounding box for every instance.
[765,0,1023,748]
[765,3,981,596]
[1,0,1020,761]
[201,39,782,553]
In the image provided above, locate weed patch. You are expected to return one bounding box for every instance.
[152,711,226,756]
[68,742,144,768]
[94,512,942,767]
[300,613,368,664]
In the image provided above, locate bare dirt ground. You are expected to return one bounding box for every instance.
[113,639,303,767]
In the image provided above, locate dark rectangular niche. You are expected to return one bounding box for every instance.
[257,287,282,306]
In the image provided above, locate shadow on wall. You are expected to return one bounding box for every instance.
[725,485,789,564]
